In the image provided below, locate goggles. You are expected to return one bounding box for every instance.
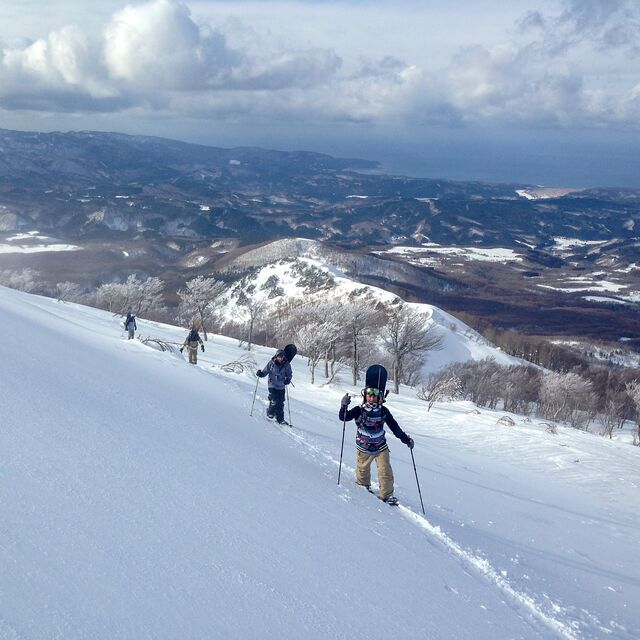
[365,387,381,396]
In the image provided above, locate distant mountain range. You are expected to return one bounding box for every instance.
[0,128,638,347]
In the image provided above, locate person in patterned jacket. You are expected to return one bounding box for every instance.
[339,387,414,505]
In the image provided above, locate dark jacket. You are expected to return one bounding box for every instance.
[183,329,203,348]
[259,356,292,390]
[339,403,409,454]
[125,314,137,331]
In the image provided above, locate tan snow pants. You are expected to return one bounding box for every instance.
[356,448,394,500]
[187,341,199,364]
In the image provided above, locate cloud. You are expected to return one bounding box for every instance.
[103,0,241,90]
[0,0,638,132]
[0,0,344,111]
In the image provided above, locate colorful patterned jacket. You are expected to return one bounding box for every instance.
[338,403,410,454]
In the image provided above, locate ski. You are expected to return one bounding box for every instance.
[357,482,398,505]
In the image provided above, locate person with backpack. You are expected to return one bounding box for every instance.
[180,323,204,364]
[339,387,414,505]
[124,309,137,340]
[256,349,292,425]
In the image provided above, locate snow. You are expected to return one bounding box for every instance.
[615,263,639,274]
[1,286,639,639]
[0,243,80,254]
[515,188,580,200]
[538,280,628,294]
[6,231,49,241]
[217,257,520,375]
[583,296,628,305]
[381,245,523,264]
[550,238,609,254]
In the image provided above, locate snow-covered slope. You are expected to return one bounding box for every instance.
[218,253,520,375]
[1,287,639,639]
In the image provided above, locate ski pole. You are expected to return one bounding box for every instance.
[410,448,425,515]
[286,386,293,427]
[337,408,347,485]
[250,377,260,416]
[287,387,293,425]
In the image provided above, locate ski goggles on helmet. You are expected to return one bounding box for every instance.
[365,387,381,396]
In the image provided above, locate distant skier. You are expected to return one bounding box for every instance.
[339,387,414,505]
[180,322,204,364]
[124,309,137,340]
[256,349,292,425]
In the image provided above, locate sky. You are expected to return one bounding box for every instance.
[1,0,639,187]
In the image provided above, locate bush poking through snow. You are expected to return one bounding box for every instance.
[217,354,257,375]
[139,337,176,352]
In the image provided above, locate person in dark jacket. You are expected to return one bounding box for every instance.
[124,310,137,340]
[180,324,204,364]
[339,387,414,505]
[256,349,292,424]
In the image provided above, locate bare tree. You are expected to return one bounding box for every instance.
[177,276,226,341]
[625,380,640,445]
[600,390,629,439]
[418,371,462,411]
[339,299,383,386]
[382,304,444,394]
[282,300,342,384]
[239,295,266,351]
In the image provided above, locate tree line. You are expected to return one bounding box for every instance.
[420,359,640,444]
[3,269,638,443]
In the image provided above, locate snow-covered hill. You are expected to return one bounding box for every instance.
[216,249,521,376]
[1,286,639,639]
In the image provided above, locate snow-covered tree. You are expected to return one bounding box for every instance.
[125,276,166,317]
[95,282,126,313]
[539,372,596,430]
[0,268,39,293]
[56,281,85,303]
[177,276,226,341]
[96,275,166,317]
[381,304,443,394]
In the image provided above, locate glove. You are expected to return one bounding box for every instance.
[341,393,351,407]
[256,369,265,378]
[284,378,291,385]
[201,345,205,352]
[407,437,414,450]
[179,347,184,353]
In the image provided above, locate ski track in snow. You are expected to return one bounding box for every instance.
[252,402,581,640]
